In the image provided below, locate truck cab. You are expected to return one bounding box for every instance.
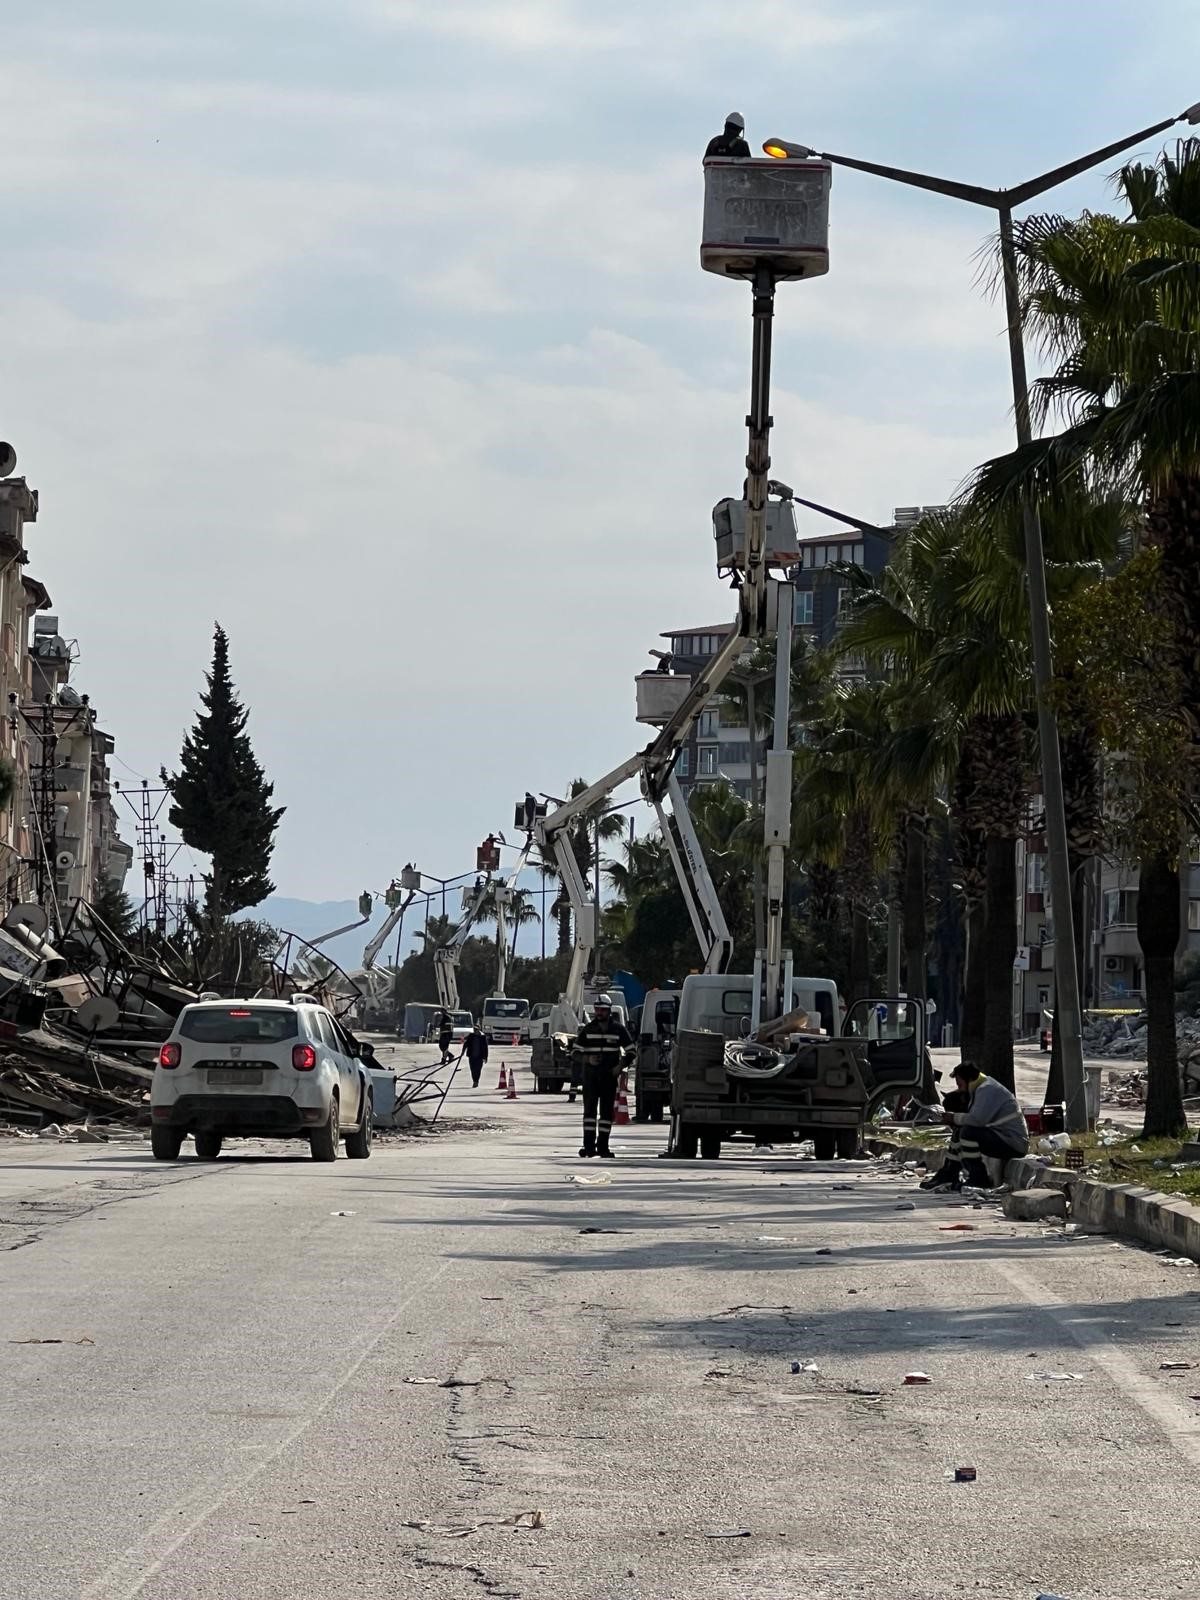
[635,988,679,1124]
[481,996,531,1043]
[668,974,923,1161]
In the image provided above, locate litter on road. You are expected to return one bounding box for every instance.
[1027,1372,1085,1382]
[1159,1361,1193,1371]
[903,1372,932,1385]
[940,1223,976,1232]
[704,1529,752,1539]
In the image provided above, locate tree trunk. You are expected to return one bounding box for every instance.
[981,836,1016,1091]
[960,900,986,1064]
[1138,850,1186,1138]
[902,813,927,1004]
[1045,852,1087,1107]
[745,682,766,958]
[850,906,871,1001]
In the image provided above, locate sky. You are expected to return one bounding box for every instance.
[4,0,1197,910]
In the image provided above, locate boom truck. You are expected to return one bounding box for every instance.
[479,836,533,1043]
[518,152,926,1146]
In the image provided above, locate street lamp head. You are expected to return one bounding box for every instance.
[763,137,816,160]
[1183,100,1200,126]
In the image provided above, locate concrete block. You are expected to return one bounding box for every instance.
[1003,1187,1068,1222]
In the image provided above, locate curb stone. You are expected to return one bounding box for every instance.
[897,1144,1200,1262]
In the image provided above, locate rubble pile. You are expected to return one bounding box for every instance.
[0,1029,153,1129]
[1102,1068,1147,1108]
[1082,1013,1148,1058]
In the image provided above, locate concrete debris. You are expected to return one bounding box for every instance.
[1003,1188,1068,1222]
[405,1509,546,1537]
[1159,1360,1193,1371]
[903,1372,932,1385]
[894,1201,917,1211]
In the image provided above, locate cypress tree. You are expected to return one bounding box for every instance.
[168,624,284,918]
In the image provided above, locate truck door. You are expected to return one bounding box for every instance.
[841,998,926,1110]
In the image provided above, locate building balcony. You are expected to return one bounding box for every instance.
[1100,924,1141,958]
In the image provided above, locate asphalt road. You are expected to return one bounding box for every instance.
[2,1040,1198,1600]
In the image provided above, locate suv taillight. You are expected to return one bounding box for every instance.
[292,1043,317,1071]
[159,1041,181,1069]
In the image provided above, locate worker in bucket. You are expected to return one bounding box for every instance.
[574,994,634,1160]
[921,1061,1028,1192]
[463,1023,489,1088]
[705,111,750,159]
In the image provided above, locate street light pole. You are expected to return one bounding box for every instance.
[763,103,1200,1131]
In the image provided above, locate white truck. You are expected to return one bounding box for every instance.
[481,995,531,1043]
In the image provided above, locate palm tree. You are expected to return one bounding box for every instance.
[832,509,1031,1086]
[971,139,1200,1130]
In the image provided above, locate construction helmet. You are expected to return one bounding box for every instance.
[595,993,613,1009]
[726,111,745,130]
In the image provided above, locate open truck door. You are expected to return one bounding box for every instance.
[841,997,926,1113]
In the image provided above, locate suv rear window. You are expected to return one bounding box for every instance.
[180,1007,299,1044]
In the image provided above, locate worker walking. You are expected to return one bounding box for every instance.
[921,1061,1029,1191]
[463,1023,489,1088]
[437,1011,454,1065]
[705,111,750,159]
[574,994,633,1159]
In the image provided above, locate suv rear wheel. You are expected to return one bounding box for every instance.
[193,1131,223,1161]
[151,1125,184,1161]
[310,1094,340,1162]
[345,1092,373,1159]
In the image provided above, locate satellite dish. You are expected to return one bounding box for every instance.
[56,851,75,871]
[0,442,15,478]
[74,995,120,1035]
[4,903,48,937]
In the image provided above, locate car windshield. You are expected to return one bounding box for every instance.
[179,1007,299,1044]
[484,1000,528,1017]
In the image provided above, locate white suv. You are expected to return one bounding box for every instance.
[150,997,373,1163]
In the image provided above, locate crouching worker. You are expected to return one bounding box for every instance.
[920,1060,1028,1191]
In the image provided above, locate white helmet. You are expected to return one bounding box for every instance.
[595,993,613,1009]
[726,111,745,130]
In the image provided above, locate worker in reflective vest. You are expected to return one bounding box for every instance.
[573,995,633,1159]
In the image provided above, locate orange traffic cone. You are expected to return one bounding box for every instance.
[497,1063,508,1092]
[614,1072,630,1126]
[506,1067,518,1100]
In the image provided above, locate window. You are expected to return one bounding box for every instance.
[836,587,851,619]
[719,743,751,765]
[697,710,720,738]
[698,747,718,776]
[795,590,814,626]
[676,748,690,778]
[812,545,827,567]
[1103,889,1138,926]
[1190,838,1200,866]
[1027,854,1046,894]
[1190,899,1200,933]
[852,542,864,566]
[180,1006,298,1043]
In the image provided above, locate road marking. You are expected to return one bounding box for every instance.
[81,1259,454,1600]
[994,1259,1200,1466]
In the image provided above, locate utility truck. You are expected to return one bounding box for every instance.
[668,975,923,1159]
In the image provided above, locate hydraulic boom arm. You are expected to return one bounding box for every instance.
[432,875,493,1013]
